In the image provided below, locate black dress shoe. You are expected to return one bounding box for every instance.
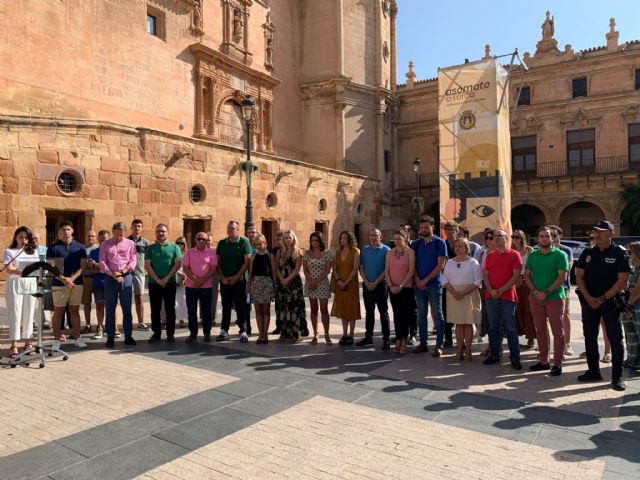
[105,337,115,348]
[483,356,500,365]
[271,327,281,335]
[511,359,523,371]
[356,336,373,347]
[185,335,197,343]
[167,336,175,344]
[338,336,347,345]
[529,362,551,371]
[124,336,137,346]
[148,335,161,344]
[549,365,562,376]
[577,370,604,382]
[611,378,627,391]
[382,338,391,351]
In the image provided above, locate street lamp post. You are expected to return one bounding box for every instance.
[412,157,423,229]
[240,95,256,234]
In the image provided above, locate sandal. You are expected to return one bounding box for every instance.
[310,335,318,345]
[324,334,333,345]
[23,344,37,356]
[9,346,19,359]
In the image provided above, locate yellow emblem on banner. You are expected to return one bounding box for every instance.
[459,110,476,130]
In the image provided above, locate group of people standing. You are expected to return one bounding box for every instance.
[3,216,640,391]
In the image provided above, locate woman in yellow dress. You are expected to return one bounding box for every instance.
[331,230,361,345]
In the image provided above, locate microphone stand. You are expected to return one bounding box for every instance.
[2,262,68,369]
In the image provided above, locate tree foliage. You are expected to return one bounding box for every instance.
[620,183,640,235]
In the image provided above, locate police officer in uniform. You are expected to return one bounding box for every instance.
[575,220,630,391]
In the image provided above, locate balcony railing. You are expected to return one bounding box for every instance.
[512,154,640,181]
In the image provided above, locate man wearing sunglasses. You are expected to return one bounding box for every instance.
[183,232,218,342]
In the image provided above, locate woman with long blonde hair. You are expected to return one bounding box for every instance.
[275,230,307,341]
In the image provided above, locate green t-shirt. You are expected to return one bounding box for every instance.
[144,241,183,285]
[525,246,569,300]
[216,236,252,280]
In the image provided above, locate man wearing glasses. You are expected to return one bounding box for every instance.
[183,232,218,342]
[144,224,182,343]
[482,229,523,370]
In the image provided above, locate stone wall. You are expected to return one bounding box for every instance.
[0,115,379,252]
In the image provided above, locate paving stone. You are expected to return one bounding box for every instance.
[146,389,241,423]
[354,390,442,421]
[0,442,85,480]
[285,378,371,402]
[226,387,313,419]
[213,379,276,399]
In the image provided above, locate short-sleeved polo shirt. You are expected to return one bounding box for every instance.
[128,235,150,276]
[182,247,218,288]
[216,236,252,280]
[525,246,569,300]
[412,235,448,287]
[360,244,390,281]
[144,241,182,285]
[47,239,87,286]
[576,244,630,297]
[484,248,523,302]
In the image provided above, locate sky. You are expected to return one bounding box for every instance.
[396,0,640,82]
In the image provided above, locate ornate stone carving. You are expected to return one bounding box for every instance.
[382,41,389,63]
[190,0,204,36]
[381,0,389,18]
[263,11,275,71]
[405,61,416,89]
[233,9,244,43]
[484,44,491,59]
[222,0,253,66]
[536,11,559,54]
[560,107,601,128]
[606,17,619,51]
[622,104,640,122]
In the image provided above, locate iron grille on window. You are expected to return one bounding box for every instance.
[57,172,78,193]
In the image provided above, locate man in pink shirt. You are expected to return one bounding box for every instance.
[482,229,523,370]
[99,222,138,348]
[183,231,218,342]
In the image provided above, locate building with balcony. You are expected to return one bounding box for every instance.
[395,14,640,238]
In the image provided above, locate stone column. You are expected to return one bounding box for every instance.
[336,100,346,170]
[196,73,205,135]
[336,0,344,76]
[376,106,385,184]
[208,77,216,135]
[390,1,398,90]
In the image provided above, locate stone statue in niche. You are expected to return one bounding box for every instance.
[382,41,389,63]
[266,35,274,67]
[233,9,243,43]
[193,0,202,28]
[541,11,554,39]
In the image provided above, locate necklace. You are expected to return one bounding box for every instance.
[393,248,406,258]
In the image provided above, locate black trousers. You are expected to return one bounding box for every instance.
[220,280,248,333]
[442,290,453,342]
[390,287,416,340]
[579,296,624,380]
[362,282,390,339]
[149,282,177,337]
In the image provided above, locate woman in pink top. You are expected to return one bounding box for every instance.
[385,230,416,353]
[182,232,218,342]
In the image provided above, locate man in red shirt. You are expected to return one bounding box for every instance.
[482,229,523,370]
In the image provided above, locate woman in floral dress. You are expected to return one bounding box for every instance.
[275,230,307,341]
[303,231,334,345]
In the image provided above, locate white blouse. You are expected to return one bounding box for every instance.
[442,257,483,287]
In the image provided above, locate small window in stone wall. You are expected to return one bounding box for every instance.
[356,203,364,215]
[189,184,206,203]
[147,5,166,40]
[318,198,327,214]
[266,192,277,210]
[56,170,81,195]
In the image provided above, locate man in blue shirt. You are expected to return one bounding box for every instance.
[357,228,391,350]
[47,220,87,351]
[412,216,448,356]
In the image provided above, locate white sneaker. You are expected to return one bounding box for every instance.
[52,340,61,351]
[240,332,248,343]
[74,339,88,349]
[564,344,575,356]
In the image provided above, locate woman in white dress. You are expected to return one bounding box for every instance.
[442,238,483,361]
[3,226,40,358]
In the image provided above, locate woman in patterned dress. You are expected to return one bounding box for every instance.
[303,231,334,345]
[331,230,361,345]
[248,234,275,344]
[275,230,307,341]
[623,242,640,370]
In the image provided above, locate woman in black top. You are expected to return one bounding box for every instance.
[248,234,276,344]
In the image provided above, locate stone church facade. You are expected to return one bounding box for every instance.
[0,0,397,248]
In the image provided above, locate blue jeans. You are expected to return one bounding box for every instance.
[415,286,444,348]
[485,299,520,360]
[105,274,133,339]
[186,287,213,336]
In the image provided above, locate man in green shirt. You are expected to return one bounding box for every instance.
[144,223,182,343]
[524,226,569,375]
[216,220,252,343]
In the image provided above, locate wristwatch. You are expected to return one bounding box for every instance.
[543,289,550,295]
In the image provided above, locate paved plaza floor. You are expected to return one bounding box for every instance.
[0,291,639,479]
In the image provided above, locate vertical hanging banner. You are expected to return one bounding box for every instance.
[438,58,512,237]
